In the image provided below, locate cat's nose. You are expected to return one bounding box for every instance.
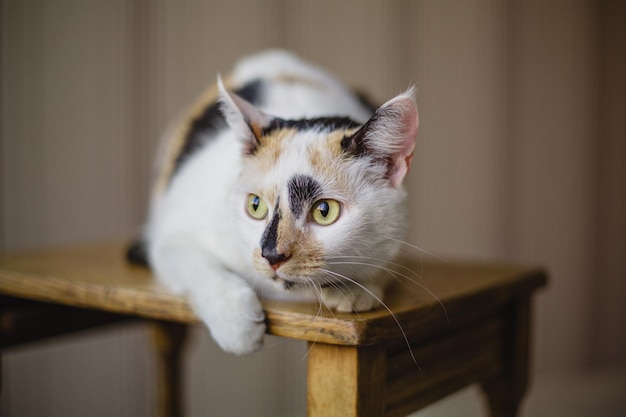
[262,249,291,271]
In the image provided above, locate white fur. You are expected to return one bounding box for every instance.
[145,50,417,354]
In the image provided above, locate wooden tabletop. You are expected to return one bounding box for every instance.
[0,243,546,347]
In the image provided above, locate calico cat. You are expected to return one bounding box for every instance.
[129,50,418,355]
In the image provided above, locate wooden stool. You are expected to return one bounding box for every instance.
[0,243,546,416]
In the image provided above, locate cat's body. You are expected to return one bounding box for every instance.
[136,50,418,354]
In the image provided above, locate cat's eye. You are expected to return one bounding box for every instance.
[310,199,341,226]
[246,194,268,220]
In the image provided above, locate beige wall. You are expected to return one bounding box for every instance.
[2,0,624,416]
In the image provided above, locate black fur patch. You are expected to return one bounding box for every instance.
[340,111,380,157]
[261,116,361,138]
[287,174,322,217]
[260,200,287,266]
[171,79,264,178]
[340,130,367,157]
[126,239,149,267]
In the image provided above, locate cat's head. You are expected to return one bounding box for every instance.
[219,80,418,294]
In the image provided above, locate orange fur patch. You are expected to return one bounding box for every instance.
[307,128,359,190]
[246,128,297,173]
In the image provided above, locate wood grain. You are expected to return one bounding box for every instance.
[307,344,386,417]
[0,242,547,417]
[0,242,547,347]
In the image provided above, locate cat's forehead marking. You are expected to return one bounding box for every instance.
[306,129,359,189]
[287,174,323,217]
[248,127,296,172]
[251,120,361,175]
[250,125,362,206]
[308,128,359,163]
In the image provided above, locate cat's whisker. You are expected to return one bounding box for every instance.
[329,259,421,293]
[303,279,324,321]
[300,279,326,362]
[385,236,450,263]
[325,271,363,299]
[318,272,372,324]
[319,268,419,366]
[327,258,423,284]
[311,281,331,326]
[140,50,420,356]
[326,255,424,282]
[325,260,449,323]
[314,274,342,321]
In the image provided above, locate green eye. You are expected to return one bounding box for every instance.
[246,194,268,220]
[311,199,341,225]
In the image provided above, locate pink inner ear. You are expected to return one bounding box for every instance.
[224,88,273,130]
[388,97,418,188]
[389,153,413,188]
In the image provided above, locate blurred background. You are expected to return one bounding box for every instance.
[1,0,624,416]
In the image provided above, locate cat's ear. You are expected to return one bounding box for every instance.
[343,87,418,188]
[217,76,274,154]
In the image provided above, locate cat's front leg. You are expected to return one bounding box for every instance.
[150,243,265,355]
[190,273,266,355]
[321,283,384,313]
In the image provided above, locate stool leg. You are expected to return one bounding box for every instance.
[482,394,521,417]
[307,343,385,417]
[152,322,188,417]
[481,299,531,417]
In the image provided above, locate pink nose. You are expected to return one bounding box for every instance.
[269,261,284,271]
[263,251,291,271]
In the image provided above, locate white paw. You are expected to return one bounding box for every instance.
[194,286,266,355]
[321,286,382,313]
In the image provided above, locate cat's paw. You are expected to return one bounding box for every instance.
[321,286,382,313]
[195,286,266,355]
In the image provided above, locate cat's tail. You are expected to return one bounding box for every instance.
[126,238,150,267]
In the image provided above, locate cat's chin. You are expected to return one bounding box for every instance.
[272,275,297,290]
[270,272,337,293]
